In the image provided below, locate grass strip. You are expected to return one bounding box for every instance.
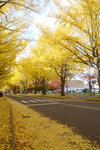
[0,97,14,150]
[7,97,100,150]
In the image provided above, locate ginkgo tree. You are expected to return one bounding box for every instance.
[51,0,100,94]
[17,55,54,95]
[32,33,80,96]
[0,29,26,89]
[46,52,75,96]
[0,0,51,90]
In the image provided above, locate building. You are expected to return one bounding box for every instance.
[65,80,85,93]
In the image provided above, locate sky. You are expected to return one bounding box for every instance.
[18,0,70,58]
[18,1,56,58]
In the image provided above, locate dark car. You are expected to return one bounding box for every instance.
[0,91,3,97]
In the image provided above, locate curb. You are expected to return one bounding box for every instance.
[8,102,16,150]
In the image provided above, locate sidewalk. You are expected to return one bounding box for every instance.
[0,98,15,150]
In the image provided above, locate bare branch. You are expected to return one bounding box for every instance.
[0,0,11,9]
[0,10,8,22]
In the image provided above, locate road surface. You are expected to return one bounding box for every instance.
[7,95,100,145]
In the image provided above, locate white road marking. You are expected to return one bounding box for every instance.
[21,101,29,104]
[29,99,48,102]
[27,102,58,106]
[37,100,53,102]
[28,100,37,103]
[21,99,100,110]
[37,100,46,102]
[29,98,39,101]
[35,100,40,102]
[29,99,54,103]
[60,103,100,111]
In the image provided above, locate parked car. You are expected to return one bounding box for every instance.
[92,88,99,94]
[0,91,3,97]
[47,90,52,94]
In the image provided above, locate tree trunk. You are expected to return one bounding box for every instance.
[13,86,20,94]
[88,79,92,95]
[42,79,47,95]
[43,88,46,95]
[34,83,37,94]
[61,77,65,96]
[13,86,17,94]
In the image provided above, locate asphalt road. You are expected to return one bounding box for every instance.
[7,95,100,145]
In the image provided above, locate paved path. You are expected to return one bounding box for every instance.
[7,95,100,145]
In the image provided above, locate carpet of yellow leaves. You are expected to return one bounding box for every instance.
[7,98,100,150]
[0,98,12,150]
